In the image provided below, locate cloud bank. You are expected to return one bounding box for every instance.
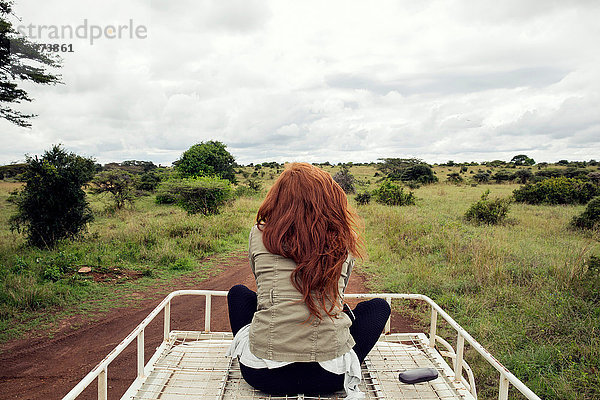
[2,0,599,165]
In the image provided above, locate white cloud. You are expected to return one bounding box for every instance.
[1,0,599,165]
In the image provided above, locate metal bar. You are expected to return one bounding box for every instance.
[455,333,465,383]
[384,296,392,334]
[499,374,509,400]
[464,360,478,399]
[204,294,212,333]
[137,329,144,378]
[429,308,438,348]
[98,367,107,400]
[164,301,170,342]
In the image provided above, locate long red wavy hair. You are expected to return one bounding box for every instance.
[256,162,365,320]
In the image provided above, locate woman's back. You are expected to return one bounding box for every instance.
[248,224,355,362]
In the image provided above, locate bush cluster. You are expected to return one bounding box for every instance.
[155,177,232,215]
[355,191,371,205]
[571,196,600,230]
[377,158,438,186]
[333,166,356,194]
[465,190,511,225]
[513,177,600,205]
[373,181,415,206]
[446,172,463,184]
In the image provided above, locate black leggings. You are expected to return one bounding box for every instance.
[227,284,391,395]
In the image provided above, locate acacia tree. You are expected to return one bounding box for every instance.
[377,158,437,184]
[511,154,535,166]
[9,145,95,248]
[91,169,137,209]
[1,0,61,127]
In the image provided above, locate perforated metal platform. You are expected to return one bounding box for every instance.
[125,331,473,400]
[64,291,540,400]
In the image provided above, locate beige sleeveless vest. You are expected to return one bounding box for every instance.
[248,224,356,362]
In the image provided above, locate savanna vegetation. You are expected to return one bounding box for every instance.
[1,150,599,399]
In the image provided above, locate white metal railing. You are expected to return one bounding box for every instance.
[344,293,541,400]
[62,290,540,400]
[62,290,228,400]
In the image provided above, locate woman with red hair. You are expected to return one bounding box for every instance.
[227,162,390,398]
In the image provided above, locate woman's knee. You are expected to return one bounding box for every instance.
[227,284,252,300]
[372,297,391,316]
[355,297,391,317]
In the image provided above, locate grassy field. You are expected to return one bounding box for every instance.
[1,164,599,399]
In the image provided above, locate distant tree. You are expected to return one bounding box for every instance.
[120,160,157,172]
[1,0,62,127]
[511,154,535,166]
[377,158,437,184]
[486,160,507,167]
[491,170,513,183]
[588,171,600,186]
[333,165,356,193]
[473,172,490,183]
[513,169,533,184]
[136,171,161,191]
[9,145,95,247]
[91,169,136,209]
[174,141,236,183]
[446,172,463,184]
[557,160,570,166]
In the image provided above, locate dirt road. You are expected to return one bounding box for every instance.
[0,252,416,400]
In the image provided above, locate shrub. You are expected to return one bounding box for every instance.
[571,196,600,230]
[155,190,177,204]
[8,145,95,248]
[155,177,232,215]
[446,172,463,184]
[333,165,356,193]
[465,190,511,225]
[246,178,262,192]
[373,181,415,206]
[136,171,161,191]
[588,171,600,186]
[355,191,371,205]
[513,177,600,205]
[473,172,490,183]
[513,169,533,184]
[491,170,513,183]
[233,183,260,198]
[377,158,437,185]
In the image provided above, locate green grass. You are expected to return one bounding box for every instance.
[0,182,261,342]
[2,165,600,399]
[353,183,600,399]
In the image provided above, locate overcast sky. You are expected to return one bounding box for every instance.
[2,0,599,166]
